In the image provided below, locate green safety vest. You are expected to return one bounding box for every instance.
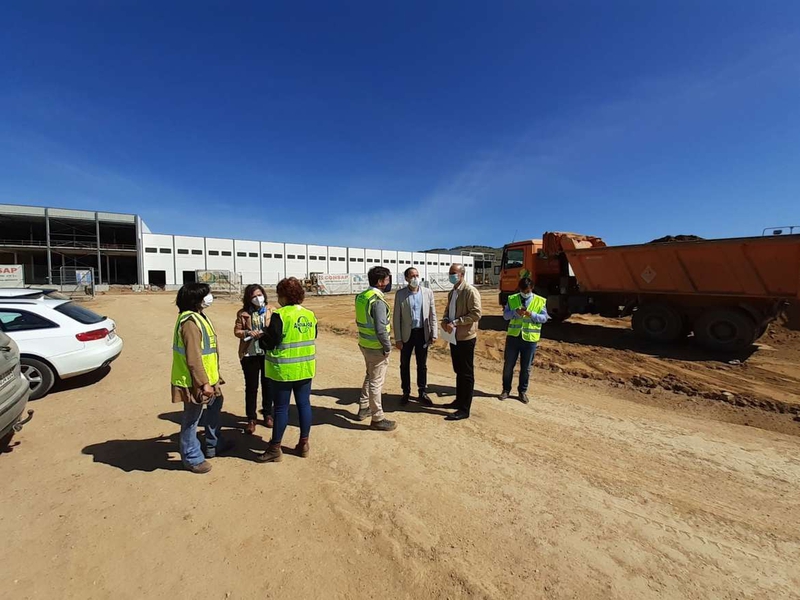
[265,305,317,382]
[171,311,220,388]
[355,288,391,350]
[507,293,547,342]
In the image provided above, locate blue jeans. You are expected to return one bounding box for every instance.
[180,396,223,467]
[502,336,538,393]
[271,379,313,445]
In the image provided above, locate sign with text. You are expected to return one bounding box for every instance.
[0,265,24,287]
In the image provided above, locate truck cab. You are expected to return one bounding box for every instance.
[498,233,606,320]
[498,239,545,306]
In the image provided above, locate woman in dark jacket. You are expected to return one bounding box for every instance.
[233,284,273,434]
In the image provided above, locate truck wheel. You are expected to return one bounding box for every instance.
[632,304,683,342]
[694,309,757,352]
[21,357,56,400]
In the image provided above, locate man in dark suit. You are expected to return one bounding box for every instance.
[393,267,437,405]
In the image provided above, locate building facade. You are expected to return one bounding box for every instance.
[0,204,475,287]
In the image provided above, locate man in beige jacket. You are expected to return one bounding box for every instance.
[441,263,482,421]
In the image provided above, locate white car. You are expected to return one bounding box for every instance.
[0,290,123,399]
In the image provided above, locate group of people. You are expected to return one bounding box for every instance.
[169,263,548,474]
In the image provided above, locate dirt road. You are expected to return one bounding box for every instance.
[2,294,799,599]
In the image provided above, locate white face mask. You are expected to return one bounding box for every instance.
[521,292,533,299]
[201,293,214,308]
[408,277,420,289]
[251,295,265,307]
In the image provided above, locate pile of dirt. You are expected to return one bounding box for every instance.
[649,234,704,243]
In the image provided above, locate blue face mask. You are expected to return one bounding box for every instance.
[449,274,460,285]
[383,282,392,293]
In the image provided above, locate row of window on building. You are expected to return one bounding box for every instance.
[144,246,455,266]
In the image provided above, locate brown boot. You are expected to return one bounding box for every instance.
[245,420,257,435]
[265,415,274,428]
[256,443,283,463]
[295,438,310,458]
[186,460,212,474]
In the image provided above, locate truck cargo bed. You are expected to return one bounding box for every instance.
[564,234,800,300]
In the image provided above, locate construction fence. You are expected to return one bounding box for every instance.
[316,272,454,295]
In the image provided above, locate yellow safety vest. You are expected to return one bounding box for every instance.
[507,293,547,342]
[355,288,391,350]
[171,311,220,387]
[265,305,317,382]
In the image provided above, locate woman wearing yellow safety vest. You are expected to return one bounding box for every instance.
[256,277,318,463]
[499,277,549,404]
[171,283,232,474]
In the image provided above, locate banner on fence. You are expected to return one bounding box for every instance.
[316,272,454,295]
[317,274,352,295]
[196,270,241,294]
[0,265,24,287]
[426,272,452,292]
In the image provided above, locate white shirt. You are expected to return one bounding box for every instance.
[448,284,459,322]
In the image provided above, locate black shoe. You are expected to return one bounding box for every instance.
[442,401,459,409]
[401,393,410,406]
[445,410,469,421]
[418,392,434,406]
[498,390,510,401]
[519,392,530,404]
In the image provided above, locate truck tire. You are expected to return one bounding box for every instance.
[693,308,757,352]
[21,357,56,400]
[631,304,683,342]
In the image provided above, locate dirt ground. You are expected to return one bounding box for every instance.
[2,291,800,599]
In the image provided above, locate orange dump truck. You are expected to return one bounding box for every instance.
[498,232,800,351]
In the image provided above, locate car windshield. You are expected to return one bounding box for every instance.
[54,302,105,325]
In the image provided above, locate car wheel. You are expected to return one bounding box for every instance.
[20,358,56,400]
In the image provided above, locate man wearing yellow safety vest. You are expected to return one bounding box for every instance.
[171,283,233,474]
[354,266,397,431]
[500,277,549,404]
[255,277,318,463]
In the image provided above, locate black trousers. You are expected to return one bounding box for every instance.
[449,338,476,414]
[400,328,429,395]
[241,356,272,421]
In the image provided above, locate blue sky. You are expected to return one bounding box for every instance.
[1,2,799,249]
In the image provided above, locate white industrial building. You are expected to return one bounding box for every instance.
[141,233,473,287]
[0,203,474,288]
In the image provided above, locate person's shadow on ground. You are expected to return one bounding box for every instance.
[313,387,451,417]
[82,400,374,473]
[82,411,272,473]
[82,434,185,472]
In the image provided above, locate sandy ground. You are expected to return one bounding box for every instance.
[2,292,800,599]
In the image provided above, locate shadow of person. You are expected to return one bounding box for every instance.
[312,387,361,407]
[158,410,246,430]
[157,411,276,461]
[426,383,496,400]
[82,434,185,472]
[283,402,371,431]
[382,399,450,417]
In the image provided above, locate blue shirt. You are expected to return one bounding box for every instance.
[409,289,422,329]
[503,295,549,323]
